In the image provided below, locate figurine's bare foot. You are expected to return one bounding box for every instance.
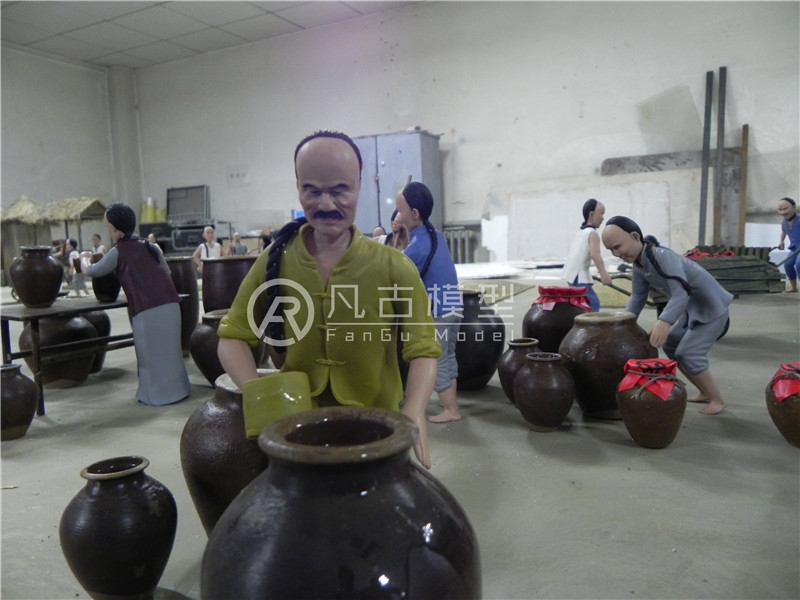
[699,400,726,415]
[687,394,710,403]
[429,410,462,423]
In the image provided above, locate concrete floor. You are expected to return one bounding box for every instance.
[1,274,798,600]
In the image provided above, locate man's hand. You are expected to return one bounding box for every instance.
[401,404,431,469]
[649,320,671,348]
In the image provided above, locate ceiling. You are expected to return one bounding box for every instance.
[1,1,417,70]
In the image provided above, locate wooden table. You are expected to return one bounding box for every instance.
[1,296,134,416]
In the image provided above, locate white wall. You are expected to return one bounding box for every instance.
[3,2,798,251]
[133,1,799,235]
[1,48,114,206]
[501,169,705,262]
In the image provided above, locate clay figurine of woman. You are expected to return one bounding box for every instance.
[562,198,612,311]
[83,203,191,406]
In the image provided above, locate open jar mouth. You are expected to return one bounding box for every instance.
[526,352,562,362]
[81,456,149,480]
[259,406,416,465]
[508,337,539,347]
[573,310,636,324]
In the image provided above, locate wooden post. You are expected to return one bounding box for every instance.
[737,124,749,245]
[699,70,714,246]
[713,66,727,245]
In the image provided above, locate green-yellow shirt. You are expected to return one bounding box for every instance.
[218,225,441,411]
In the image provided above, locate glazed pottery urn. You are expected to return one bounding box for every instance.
[59,456,177,600]
[497,337,540,403]
[180,370,276,535]
[765,362,800,447]
[202,406,481,599]
[522,285,591,353]
[81,310,111,373]
[166,256,200,357]
[190,309,266,386]
[455,289,505,390]
[190,309,229,385]
[201,255,257,312]
[1,364,38,441]
[513,352,575,431]
[9,245,64,308]
[89,253,121,303]
[558,311,657,420]
[616,358,687,448]
[19,316,98,388]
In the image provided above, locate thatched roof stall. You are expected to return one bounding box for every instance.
[0,195,43,226]
[1,196,47,280]
[40,197,106,241]
[39,196,107,257]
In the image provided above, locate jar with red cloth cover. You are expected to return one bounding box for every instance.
[616,358,687,448]
[522,286,591,353]
[765,362,800,447]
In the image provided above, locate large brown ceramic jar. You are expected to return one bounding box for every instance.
[522,286,591,352]
[81,310,110,374]
[1,364,38,441]
[765,362,800,447]
[456,289,505,390]
[201,255,257,312]
[558,311,657,420]
[497,337,540,403]
[89,253,121,303]
[202,406,482,599]
[189,309,266,386]
[189,309,231,386]
[9,246,64,308]
[59,456,177,600]
[616,358,687,448]
[513,352,574,431]
[180,370,276,535]
[19,316,98,388]
[166,256,199,357]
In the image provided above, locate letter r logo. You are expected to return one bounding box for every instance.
[246,279,315,347]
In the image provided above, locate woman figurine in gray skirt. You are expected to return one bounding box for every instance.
[83,203,191,406]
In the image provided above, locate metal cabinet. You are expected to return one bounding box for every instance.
[353,130,444,234]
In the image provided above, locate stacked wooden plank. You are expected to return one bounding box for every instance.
[691,255,783,294]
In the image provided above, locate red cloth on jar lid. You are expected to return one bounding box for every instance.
[617,358,678,401]
[532,286,592,312]
[769,362,800,402]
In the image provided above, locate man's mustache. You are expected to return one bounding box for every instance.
[314,210,344,220]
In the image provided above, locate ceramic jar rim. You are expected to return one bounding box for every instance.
[19,245,53,252]
[165,256,194,262]
[1,363,23,373]
[573,310,636,324]
[258,406,416,465]
[201,256,257,262]
[508,337,539,347]
[80,456,149,481]
[525,352,562,362]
